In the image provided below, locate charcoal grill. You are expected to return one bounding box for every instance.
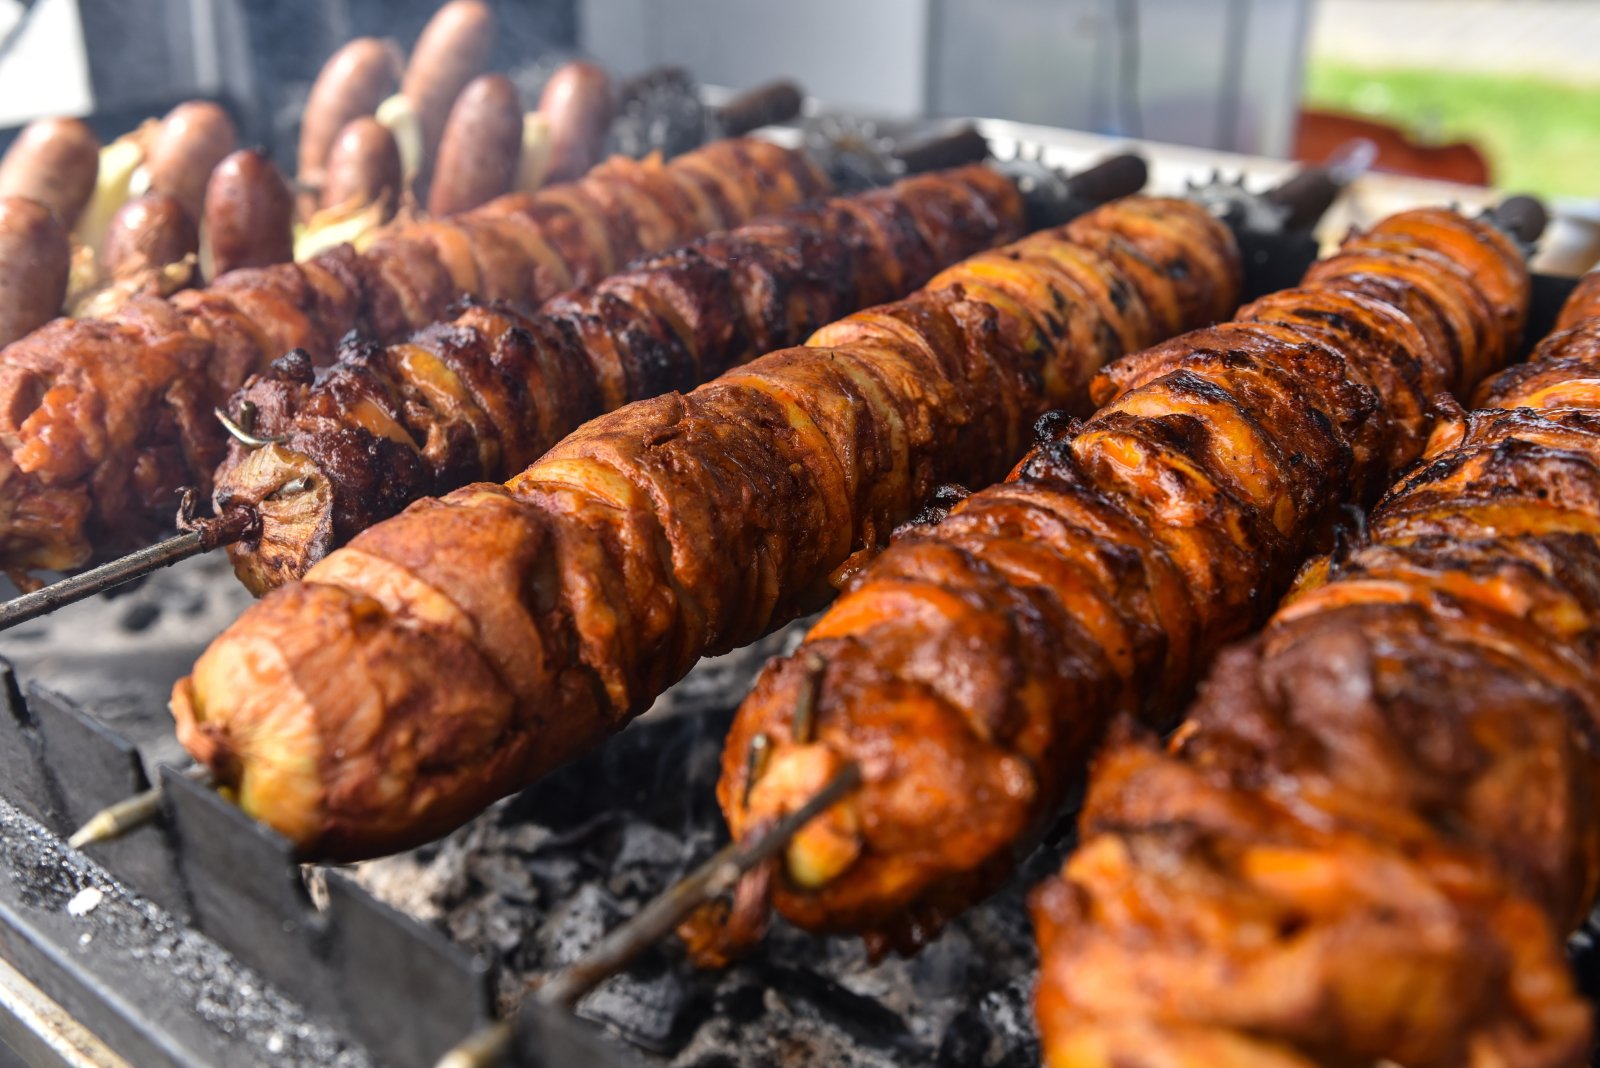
[0,97,1591,1068]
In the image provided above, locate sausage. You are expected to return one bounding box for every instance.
[320,116,403,214]
[144,101,238,223]
[297,37,404,196]
[102,192,199,279]
[0,197,70,345]
[427,74,521,215]
[201,149,294,278]
[0,118,99,227]
[536,60,613,184]
[400,0,495,182]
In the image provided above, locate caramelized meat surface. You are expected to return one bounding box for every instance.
[1033,284,1600,1068]
[0,139,825,581]
[212,165,1026,592]
[715,208,1526,958]
[170,197,1239,860]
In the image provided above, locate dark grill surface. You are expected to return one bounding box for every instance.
[352,684,1050,1067]
[0,795,372,1068]
[1,554,1050,1066]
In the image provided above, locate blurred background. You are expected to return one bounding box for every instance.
[1301,0,1600,198]
[0,0,1593,195]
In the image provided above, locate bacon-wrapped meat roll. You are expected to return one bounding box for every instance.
[0,139,824,581]
[210,164,1026,592]
[170,197,1239,860]
[714,208,1526,959]
[1032,278,1600,1068]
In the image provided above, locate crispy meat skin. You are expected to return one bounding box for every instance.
[214,165,1027,593]
[717,207,1528,958]
[0,140,826,578]
[1032,297,1600,1067]
[170,197,1240,860]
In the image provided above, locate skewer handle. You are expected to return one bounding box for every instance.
[1265,166,1341,233]
[892,124,990,174]
[1065,151,1148,206]
[435,1021,513,1068]
[66,765,212,849]
[716,80,804,137]
[0,530,207,633]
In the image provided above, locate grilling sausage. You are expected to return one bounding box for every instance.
[538,60,614,185]
[427,74,522,215]
[0,118,99,227]
[201,149,295,279]
[143,101,238,225]
[319,117,403,215]
[103,192,198,279]
[0,197,70,345]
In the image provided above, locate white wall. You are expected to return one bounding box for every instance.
[580,0,1312,157]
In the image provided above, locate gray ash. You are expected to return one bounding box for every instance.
[353,632,1049,1068]
[0,797,371,1068]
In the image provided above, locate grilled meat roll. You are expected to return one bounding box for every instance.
[0,139,825,582]
[213,164,1027,594]
[170,197,1240,861]
[1031,286,1600,1068]
[715,207,1527,959]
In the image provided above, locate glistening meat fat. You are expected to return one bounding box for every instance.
[713,208,1526,959]
[170,197,1240,861]
[0,138,825,581]
[1032,273,1600,1068]
[211,164,1027,593]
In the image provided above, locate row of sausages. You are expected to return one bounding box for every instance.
[0,0,616,347]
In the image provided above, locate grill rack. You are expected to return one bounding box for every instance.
[0,146,1586,1068]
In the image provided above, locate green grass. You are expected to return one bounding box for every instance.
[1304,60,1600,198]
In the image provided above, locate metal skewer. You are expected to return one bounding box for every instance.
[0,486,262,634]
[0,531,208,632]
[0,402,284,632]
[434,761,863,1068]
[67,765,214,849]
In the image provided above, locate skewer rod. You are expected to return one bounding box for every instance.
[536,760,862,1010]
[66,765,213,849]
[67,785,164,849]
[0,531,207,633]
[434,761,864,1068]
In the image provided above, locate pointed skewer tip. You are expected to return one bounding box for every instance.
[64,767,211,851]
[432,1020,512,1068]
[66,783,164,849]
